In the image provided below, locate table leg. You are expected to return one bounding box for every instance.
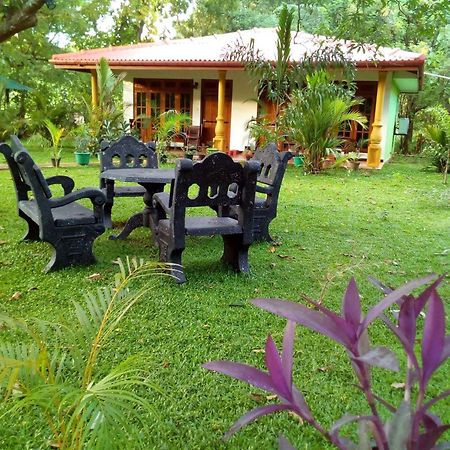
[109,183,165,241]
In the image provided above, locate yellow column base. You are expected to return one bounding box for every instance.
[367,144,381,167]
[213,137,225,152]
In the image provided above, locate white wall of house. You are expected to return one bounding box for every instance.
[226,71,258,150]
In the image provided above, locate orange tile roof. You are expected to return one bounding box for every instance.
[50,28,425,71]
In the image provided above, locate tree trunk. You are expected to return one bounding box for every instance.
[0,0,46,43]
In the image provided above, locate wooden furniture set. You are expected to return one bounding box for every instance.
[1,136,290,282]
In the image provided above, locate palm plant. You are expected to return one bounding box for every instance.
[0,257,164,450]
[78,57,126,154]
[153,109,191,163]
[283,71,367,173]
[44,118,65,162]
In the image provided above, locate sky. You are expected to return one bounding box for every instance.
[49,0,196,49]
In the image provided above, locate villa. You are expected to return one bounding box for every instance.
[50,28,425,167]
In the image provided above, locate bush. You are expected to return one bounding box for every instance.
[204,274,449,449]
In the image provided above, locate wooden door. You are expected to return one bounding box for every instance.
[200,79,233,150]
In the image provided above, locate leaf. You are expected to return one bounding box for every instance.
[224,404,291,439]
[353,347,400,371]
[398,297,416,348]
[87,273,102,281]
[265,335,291,400]
[386,401,411,450]
[278,435,296,450]
[417,425,450,450]
[251,298,352,347]
[421,291,445,389]
[342,278,361,332]
[379,313,419,369]
[359,274,437,336]
[291,386,312,420]
[421,390,450,414]
[441,335,450,363]
[413,275,446,317]
[281,321,295,387]
[10,292,21,301]
[330,413,374,435]
[203,361,275,393]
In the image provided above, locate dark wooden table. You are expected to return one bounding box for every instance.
[100,168,175,240]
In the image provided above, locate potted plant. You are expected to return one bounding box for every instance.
[184,147,195,160]
[44,119,64,168]
[347,151,360,170]
[292,146,305,167]
[283,70,367,173]
[73,127,93,166]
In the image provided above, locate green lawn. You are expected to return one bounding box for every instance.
[0,150,448,449]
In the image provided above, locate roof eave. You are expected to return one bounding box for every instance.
[48,60,246,72]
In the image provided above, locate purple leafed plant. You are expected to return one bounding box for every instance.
[203,274,450,450]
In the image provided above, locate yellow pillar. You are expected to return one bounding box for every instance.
[91,70,99,108]
[367,71,387,168]
[213,70,226,152]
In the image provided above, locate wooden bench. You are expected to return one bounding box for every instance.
[231,143,292,241]
[0,136,106,272]
[152,152,260,283]
[99,135,157,227]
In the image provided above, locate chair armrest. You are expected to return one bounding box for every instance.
[153,192,171,215]
[256,184,273,195]
[46,175,75,195]
[49,188,106,208]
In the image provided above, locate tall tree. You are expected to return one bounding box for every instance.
[0,0,53,42]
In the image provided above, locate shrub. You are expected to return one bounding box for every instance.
[0,257,164,450]
[204,274,449,449]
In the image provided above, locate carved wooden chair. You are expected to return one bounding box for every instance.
[230,143,292,242]
[1,136,105,272]
[99,135,157,227]
[151,152,260,283]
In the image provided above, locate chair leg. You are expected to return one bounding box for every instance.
[221,235,250,273]
[104,200,113,228]
[44,230,100,272]
[253,215,274,242]
[158,240,186,283]
[19,212,40,241]
[254,222,273,242]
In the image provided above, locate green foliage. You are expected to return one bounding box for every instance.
[0,257,164,450]
[153,109,191,162]
[416,106,450,179]
[283,70,366,172]
[44,118,65,159]
[77,57,127,154]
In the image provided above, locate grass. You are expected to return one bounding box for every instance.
[0,149,449,449]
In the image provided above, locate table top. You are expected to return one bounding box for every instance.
[101,168,175,183]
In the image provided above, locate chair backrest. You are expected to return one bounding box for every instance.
[252,142,292,200]
[8,136,54,226]
[172,152,258,208]
[0,140,30,203]
[99,135,158,171]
